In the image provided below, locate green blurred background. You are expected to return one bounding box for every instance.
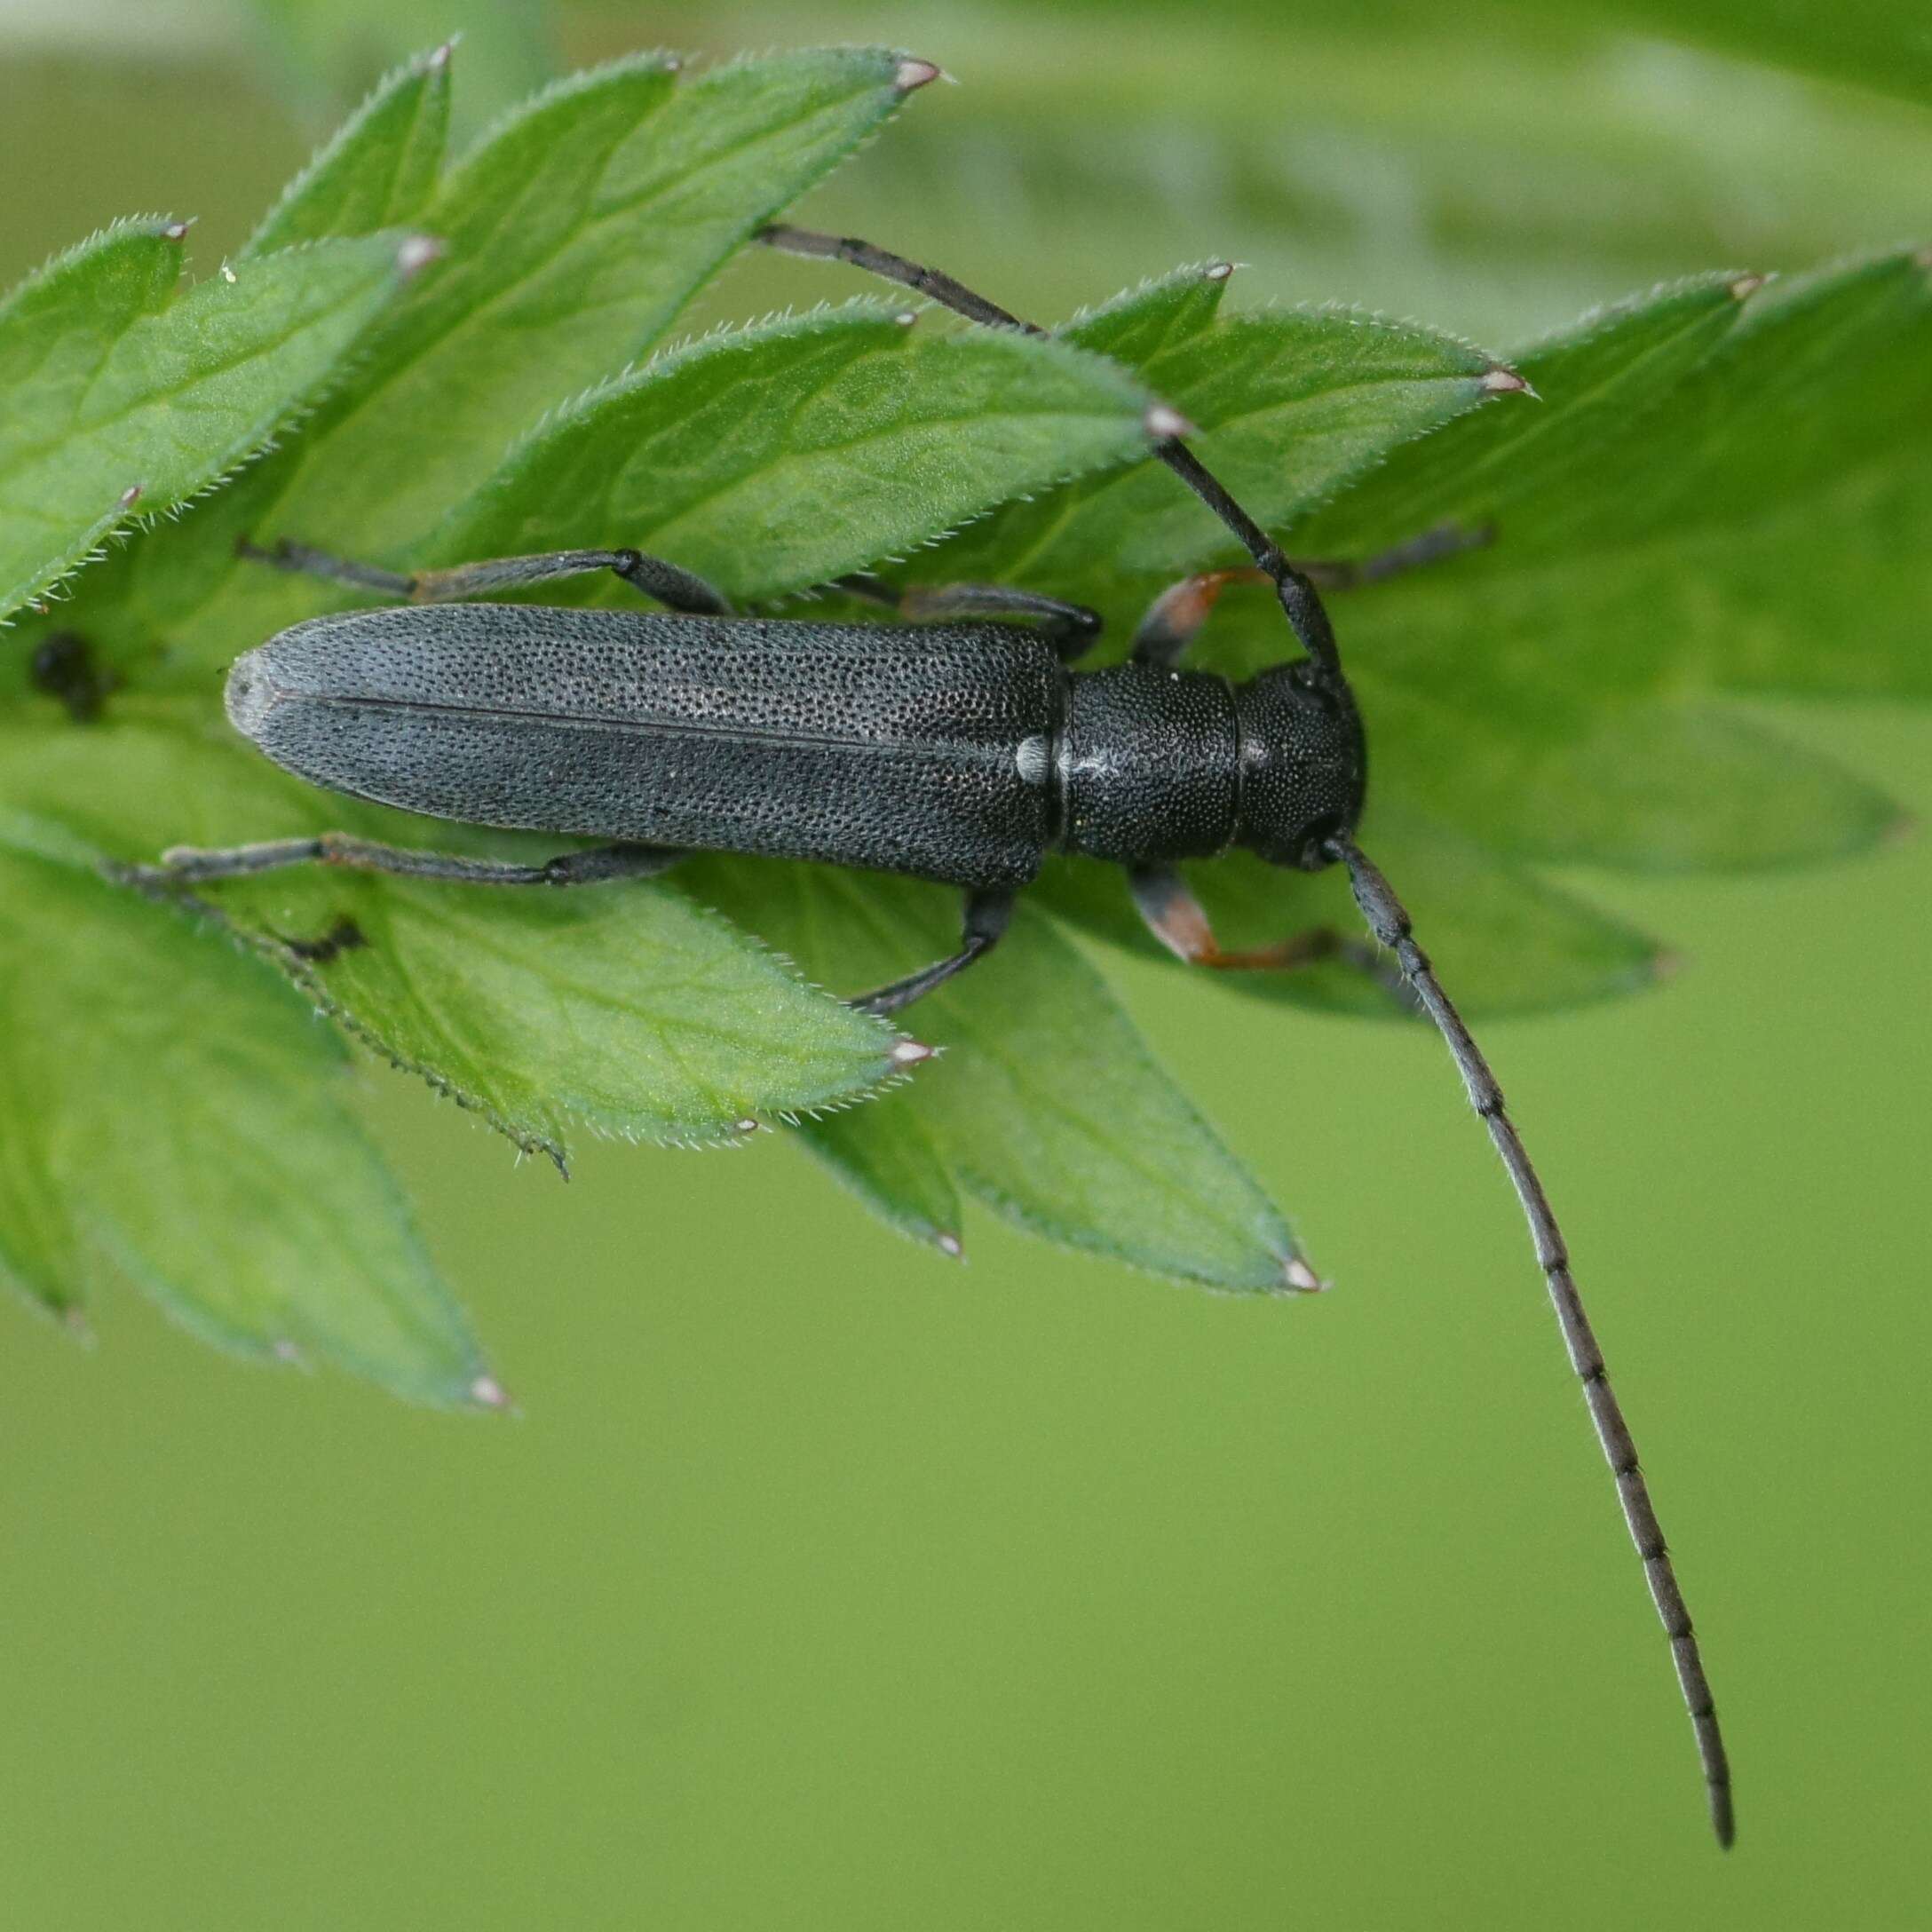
[4,3,1929,1925]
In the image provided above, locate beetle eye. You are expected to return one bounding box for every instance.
[1295,812,1347,869]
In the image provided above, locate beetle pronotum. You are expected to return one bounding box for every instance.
[131,222,1732,1847]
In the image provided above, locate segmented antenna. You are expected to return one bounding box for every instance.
[1331,834,1734,1849]
[755,225,1345,669]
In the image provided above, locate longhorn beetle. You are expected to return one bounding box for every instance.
[133,222,1732,1847]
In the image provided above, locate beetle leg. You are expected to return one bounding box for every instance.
[1129,569,1268,669]
[837,574,1103,662]
[1128,864,1416,1008]
[127,835,685,889]
[238,537,414,597]
[849,887,1016,1017]
[1127,530,1485,670]
[1295,520,1494,591]
[239,539,730,614]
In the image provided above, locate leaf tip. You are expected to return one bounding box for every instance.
[395,234,445,282]
[161,218,194,243]
[469,1373,516,1413]
[894,58,946,92]
[1144,401,1196,442]
[428,38,455,73]
[933,1230,967,1262]
[732,1115,764,1136]
[1727,273,1769,303]
[1279,1255,1330,1295]
[1203,260,1237,282]
[1480,363,1536,399]
[890,1037,937,1068]
[272,1337,311,1371]
[115,483,143,510]
[63,1304,97,1348]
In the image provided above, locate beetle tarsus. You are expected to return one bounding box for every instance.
[851,886,1014,1017]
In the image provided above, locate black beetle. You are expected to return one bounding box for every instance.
[138,226,1732,1847]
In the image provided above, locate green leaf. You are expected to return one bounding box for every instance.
[69,48,931,682]
[322,46,929,543]
[1225,254,1929,879]
[684,859,1309,1292]
[1300,273,1753,552]
[0,708,911,1164]
[1597,253,1932,704]
[245,41,454,256]
[0,851,491,1407]
[265,882,912,1163]
[1300,254,1932,700]
[797,1105,965,1260]
[421,301,1160,599]
[1351,684,1905,873]
[0,224,415,620]
[916,265,1514,609]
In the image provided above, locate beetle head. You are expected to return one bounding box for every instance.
[1231,661,1366,870]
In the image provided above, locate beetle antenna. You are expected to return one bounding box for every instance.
[1150,440,1343,675]
[1329,832,1733,1849]
[755,224,1343,672]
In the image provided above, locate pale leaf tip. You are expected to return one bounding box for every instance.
[470,1374,515,1413]
[116,483,143,509]
[272,1338,309,1370]
[395,234,446,281]
[1281,1256,1330,1295]
[63,1305,97,1347]
[428,39,455,72]
[732,1116,763,1136]
[1481,364,1534,398]
[933,1231,966,1261]
[1144,402,1196,442]
[161,218,193,242]
[891,1038,937,1067]
[1727,273,1767,302]
[893,309,919,329]
[894,58,944,93]
[1204,260,1236,282]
